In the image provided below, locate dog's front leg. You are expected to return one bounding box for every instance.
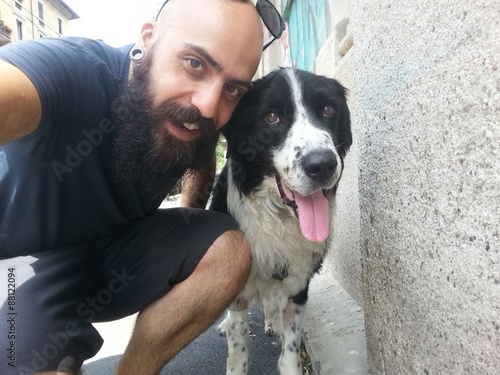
[220,297,250,375]
[262,288,282,336]
[278,298,305,375]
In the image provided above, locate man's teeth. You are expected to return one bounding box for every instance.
[182,122,200,131]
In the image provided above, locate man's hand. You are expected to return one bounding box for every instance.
[180,156,217,208]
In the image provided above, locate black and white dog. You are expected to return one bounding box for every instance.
[210,67,352,375]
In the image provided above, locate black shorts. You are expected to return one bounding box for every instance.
[0,208,238,374]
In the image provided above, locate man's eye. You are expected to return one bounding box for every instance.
[264,111,280,124]
[226,85,242,98]
[187,58,202,70]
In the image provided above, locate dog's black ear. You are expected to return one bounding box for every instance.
[221,106,254,159]
[331,80,352,158]
[221,75,269,158]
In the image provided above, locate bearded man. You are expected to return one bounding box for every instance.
[0,0,284,374]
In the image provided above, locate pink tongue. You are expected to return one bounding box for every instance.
[294,190,330,242]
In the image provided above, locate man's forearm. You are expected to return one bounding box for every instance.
[181,156,217,208]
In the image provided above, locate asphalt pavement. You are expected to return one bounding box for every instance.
[82,306,281,375]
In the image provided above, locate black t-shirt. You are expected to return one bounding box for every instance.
[0,37,170,257]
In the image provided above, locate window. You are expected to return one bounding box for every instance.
[38,1,44,28]
[16,19,23,40]
[15,0,23,11]
[57,17,63,35]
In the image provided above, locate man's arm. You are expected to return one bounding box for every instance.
[0,60,41,145]
[180,156,217,208]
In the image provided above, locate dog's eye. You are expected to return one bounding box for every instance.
[264,111,280,124]
[323,105,335,117]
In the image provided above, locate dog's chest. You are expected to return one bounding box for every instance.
[226,170,327,292]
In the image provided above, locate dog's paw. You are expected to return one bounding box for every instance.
[265,323,277,336]
[264,314,278,336]
[279,357,303,375]
[217,317,229,336]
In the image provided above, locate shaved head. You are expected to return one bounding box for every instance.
[153,0,264,61]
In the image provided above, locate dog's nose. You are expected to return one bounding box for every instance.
[302,150,338,183]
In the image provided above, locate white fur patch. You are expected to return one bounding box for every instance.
[273,69,342,196]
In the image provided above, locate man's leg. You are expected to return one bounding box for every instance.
[0,247,103,375]
[0,209,248,375]
[86,208,250,374]
[115,229,251,374]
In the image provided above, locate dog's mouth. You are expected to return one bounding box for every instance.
[276,175,330,243]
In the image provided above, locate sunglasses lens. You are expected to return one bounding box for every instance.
[258,0,284,38]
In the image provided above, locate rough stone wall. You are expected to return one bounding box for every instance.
[313,1,364,306]
[352,0,500,373]
[316,46,364,306]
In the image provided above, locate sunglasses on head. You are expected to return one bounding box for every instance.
[155,0,286,51]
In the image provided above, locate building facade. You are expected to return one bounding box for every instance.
[0,0,78,46]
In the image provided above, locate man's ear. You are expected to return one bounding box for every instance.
[136,21,157,49]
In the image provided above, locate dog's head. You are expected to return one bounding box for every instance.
[223,68,352,242]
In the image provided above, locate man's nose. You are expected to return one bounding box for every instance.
[191,81,222,123]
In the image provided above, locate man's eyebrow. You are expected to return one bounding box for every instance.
[185,43,222,71]
[184,43,252,89]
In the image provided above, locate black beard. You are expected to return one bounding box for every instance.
[112,51,219,199]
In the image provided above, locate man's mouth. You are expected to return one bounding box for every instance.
[276,175,330,243]
[182,122,201,131]
[165,121,202,142]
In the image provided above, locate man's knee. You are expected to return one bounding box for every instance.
[204,229,252,290]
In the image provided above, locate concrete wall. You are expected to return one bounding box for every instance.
[262,0,499,373]
[314,5,364,306]
[352,0,500,373]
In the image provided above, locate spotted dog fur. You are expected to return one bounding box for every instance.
[210,67,352,375]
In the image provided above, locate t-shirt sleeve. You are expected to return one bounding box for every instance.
[0,38,111,152]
